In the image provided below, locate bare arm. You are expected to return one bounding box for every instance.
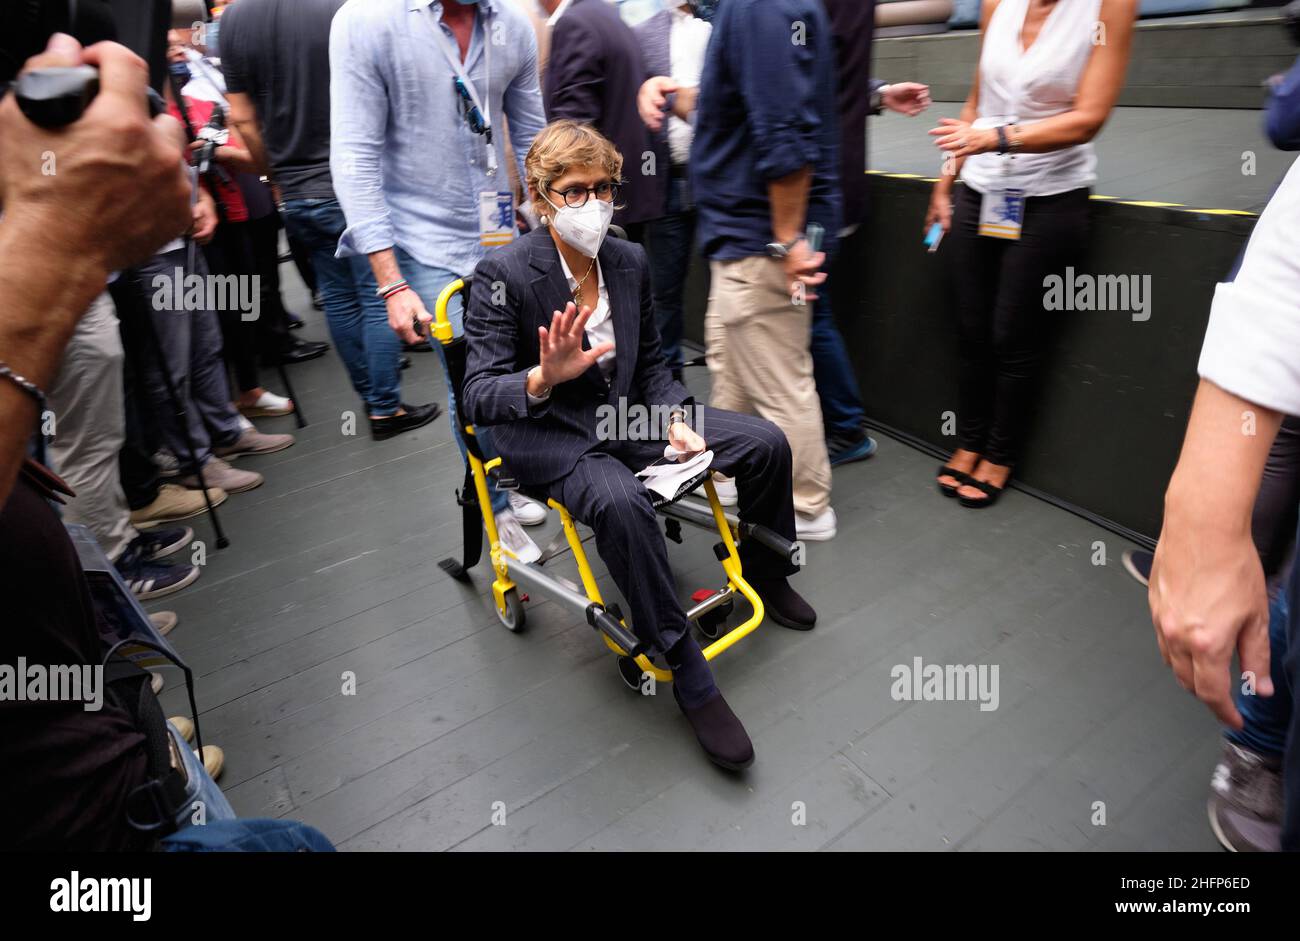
[1150,379,1278,728]
[768,166,812,246]
[0,37,190,505]
[932,0,1138,159]
[923,0,994,234]
[221,92,269,174]
[1002,0,1137,152]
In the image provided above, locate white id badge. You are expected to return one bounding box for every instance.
[479,191,515,247]
[978,188,1024,240]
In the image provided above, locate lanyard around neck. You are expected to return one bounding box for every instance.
[427,5,496,174]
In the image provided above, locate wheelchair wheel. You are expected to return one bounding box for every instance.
[497,588,526,633]
[693,595,734,641]
[617,655,643,691]
[696,609,727,640]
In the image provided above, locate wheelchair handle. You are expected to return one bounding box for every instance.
[739,522,799,563]
[587,605,643,658]
[432,277,469,346]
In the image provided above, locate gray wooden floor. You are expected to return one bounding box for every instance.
[870,104,1296,213]
[151,269,1223,851]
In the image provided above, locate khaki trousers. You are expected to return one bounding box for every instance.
[705,256,832,517]
[47,293,138,561]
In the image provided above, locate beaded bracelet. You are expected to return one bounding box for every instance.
[0,360,46,414]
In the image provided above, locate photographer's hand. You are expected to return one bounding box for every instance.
[0,35,191,506]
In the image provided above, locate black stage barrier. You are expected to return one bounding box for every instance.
[683,174,1259,543]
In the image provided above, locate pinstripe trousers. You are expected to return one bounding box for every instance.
[541,406,798,656]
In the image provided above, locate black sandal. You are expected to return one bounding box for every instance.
[937,463,970,498]
[957,477,1006,509]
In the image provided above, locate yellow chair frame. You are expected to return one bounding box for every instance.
[434,278,792,686]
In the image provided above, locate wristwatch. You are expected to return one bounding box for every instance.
[997,124,1024,154]
[765,236,803,259]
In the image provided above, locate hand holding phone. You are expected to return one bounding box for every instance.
[924,221,944,253]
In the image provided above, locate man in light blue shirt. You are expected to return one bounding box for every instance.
[331,0,548,558]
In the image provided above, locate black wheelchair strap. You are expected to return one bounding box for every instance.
[439,463,484,581]
[102,661,188,844]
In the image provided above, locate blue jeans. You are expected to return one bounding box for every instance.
[280,198,403,416]
[380,248,507,515]
[1281,524,1300,850]
[811,263,867,436]
[1228,590,1293,757]
[168,719,235,826]
[158,720,334,851]
[646,172,697,375]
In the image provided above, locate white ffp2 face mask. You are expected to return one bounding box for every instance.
[546,195,614,258]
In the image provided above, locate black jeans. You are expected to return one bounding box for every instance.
[949,184,1090,466]
[202,221,261,394]
[645,167,696,375]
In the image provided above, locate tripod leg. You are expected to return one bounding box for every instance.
[276,362,307,428]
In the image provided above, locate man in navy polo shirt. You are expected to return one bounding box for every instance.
[690,0,841,541]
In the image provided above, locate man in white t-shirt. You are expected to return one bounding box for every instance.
[1150,154,1300,852]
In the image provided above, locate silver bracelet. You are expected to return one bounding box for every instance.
[0,360,46,413]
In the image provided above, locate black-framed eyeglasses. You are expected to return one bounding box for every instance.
[453,77,490,138]
[546,181,621,209]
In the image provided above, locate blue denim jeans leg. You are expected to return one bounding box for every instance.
[377,249,508,515]
[811,263,867,436]
[280,198,402,416]
[646,172,696,375]
[1227,587,1293,757]
[1281,522,1300,850]
[168,719,236,829]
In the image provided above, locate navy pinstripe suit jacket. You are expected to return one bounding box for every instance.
[462,227,693,487]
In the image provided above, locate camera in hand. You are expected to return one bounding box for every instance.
[1,0,173,127]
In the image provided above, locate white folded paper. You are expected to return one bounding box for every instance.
[634,448,713,502]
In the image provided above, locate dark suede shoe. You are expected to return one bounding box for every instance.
[753,576,817,630]
[369,402,442,441]
[673,684,754,771]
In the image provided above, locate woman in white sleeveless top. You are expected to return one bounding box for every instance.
[925,0,1136,508]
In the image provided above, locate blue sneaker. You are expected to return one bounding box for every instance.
[133,526,193,561]
[115,543,200,601]
[828,431,878,467]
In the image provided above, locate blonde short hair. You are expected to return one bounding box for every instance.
[524,120,624,206]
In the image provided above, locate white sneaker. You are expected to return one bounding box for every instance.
[508,491,547,526]
[239,390,294,418]
[711,473,738,507]
[495,510,542,563]
[796,506,837,541]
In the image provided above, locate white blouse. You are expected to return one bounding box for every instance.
[960,0,1103,197]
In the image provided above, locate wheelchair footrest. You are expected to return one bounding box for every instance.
[587,603,642,658]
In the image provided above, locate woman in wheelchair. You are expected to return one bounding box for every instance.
[461,121,815,770]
